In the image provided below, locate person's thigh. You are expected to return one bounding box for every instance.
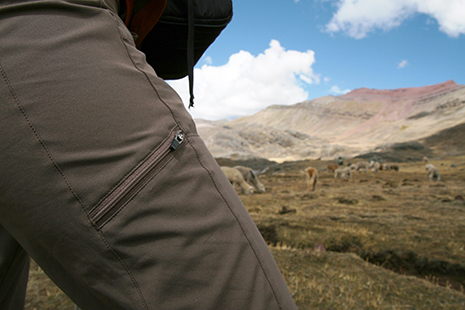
[0,1,297,309]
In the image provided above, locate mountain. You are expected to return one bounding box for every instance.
[194,80,465,162]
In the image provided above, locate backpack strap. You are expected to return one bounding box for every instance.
[124,0,167,47]
[124,0,199,108]
[187,0,195,108]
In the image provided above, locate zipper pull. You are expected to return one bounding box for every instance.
[170,131,184,150]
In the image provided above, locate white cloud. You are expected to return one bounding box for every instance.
[330,85,351,95]
[398,60,409,68]
[203,56,213,65]
[325,0,465,38]
[299,74,312,84]
[168,40,319,120]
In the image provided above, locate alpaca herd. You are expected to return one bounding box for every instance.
[368,161,400,173]
[221,159,442,196]
[308,159,441,192]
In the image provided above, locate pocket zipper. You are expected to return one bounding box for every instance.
[90,129,185,229]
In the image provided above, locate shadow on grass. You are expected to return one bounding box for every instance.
[258,223,465,293]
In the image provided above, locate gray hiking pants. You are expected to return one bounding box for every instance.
[0,1,297,309]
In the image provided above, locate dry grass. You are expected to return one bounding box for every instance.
[272,247,465,309]
[25,156,465,309]
[25,261,74,310]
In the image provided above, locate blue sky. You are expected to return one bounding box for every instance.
[169,0,465,121]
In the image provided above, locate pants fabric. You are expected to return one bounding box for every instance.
[0,0,297,309]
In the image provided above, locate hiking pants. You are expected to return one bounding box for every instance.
[0,1,297,309]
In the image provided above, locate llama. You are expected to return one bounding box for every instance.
[326,164,339,173]
[334,167,352,179]
[425,164,440,181]
[369,161,382,173]
[304,166,319,191]
[221,166,254,195]
[354,161,370,172]
[233,166,266,193]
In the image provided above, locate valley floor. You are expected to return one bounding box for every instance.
[25,156,465,309]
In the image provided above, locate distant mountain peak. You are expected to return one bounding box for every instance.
[340,80,462,101]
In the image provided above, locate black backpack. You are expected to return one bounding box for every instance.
[136,0,233,107]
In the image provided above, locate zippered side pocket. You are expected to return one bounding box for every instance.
[90,127,185,229]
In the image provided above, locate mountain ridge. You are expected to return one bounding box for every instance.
[340,80,462,100]
[195,81,465,162]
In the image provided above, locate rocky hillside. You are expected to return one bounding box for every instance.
[194,80,465,162]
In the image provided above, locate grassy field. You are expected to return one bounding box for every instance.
[25,156,465,309]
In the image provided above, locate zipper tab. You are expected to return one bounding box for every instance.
[170,131,184,150]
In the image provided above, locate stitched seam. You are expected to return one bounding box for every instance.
[109,10,188,136]
[188,137,284,309]
[108,11,284,308]
[110,10,284,306]
[98,231,149,310]
[0,62,89,216]
[82,10,171,309]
